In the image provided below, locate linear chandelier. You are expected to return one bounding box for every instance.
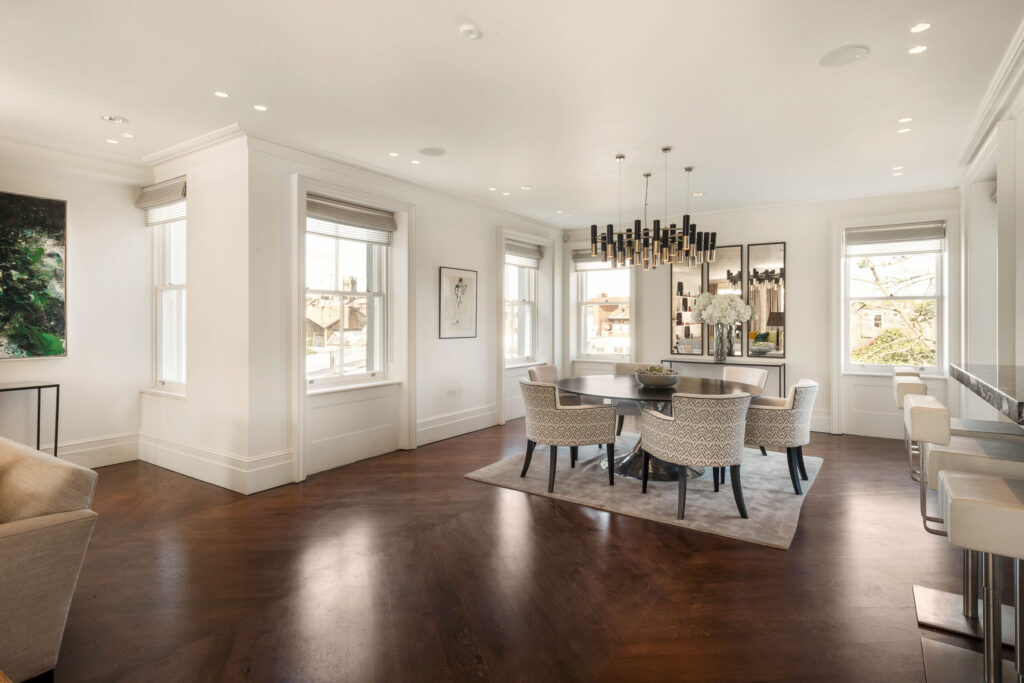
[589,147,717,269]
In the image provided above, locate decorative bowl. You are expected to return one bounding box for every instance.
[634,367,680,387]
[750,342,774,356]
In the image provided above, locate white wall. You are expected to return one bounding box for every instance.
[564,188,961,438]
[0,139,150,467]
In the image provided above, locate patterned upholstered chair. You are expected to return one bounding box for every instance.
[640,393,752,520]
[528,365,602,406]
[612,362,656,435]
[744,379,818,495]
[520,379,618,492]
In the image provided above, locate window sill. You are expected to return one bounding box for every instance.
[572,357,626,364]
[842,370,947,380]
[307,379,401,396]
[504,360,544,370]
[141,388,187,400]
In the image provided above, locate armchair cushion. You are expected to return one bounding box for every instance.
[0,437,98,524]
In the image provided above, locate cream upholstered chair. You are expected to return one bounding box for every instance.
[722,366,769,390]
[612,362,655,435]
[520,379,617,492]
[640,392,752,519]
[528,364,601,406]
[744,379,818,495]
[0,437,99,682]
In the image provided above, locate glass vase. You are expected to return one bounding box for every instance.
[713,323,732,363]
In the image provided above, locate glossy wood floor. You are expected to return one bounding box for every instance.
[59,420,977,682]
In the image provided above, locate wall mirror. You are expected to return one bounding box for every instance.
[670,262,704,355]
[707,245,744,356]
[747,242,786,358]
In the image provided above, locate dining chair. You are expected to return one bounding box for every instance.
[612,362,658,435]
[640,392,752,520]
[519,379,617,492]
[743,379,819,495]
[528,365,600,406]
[722,366,770,463]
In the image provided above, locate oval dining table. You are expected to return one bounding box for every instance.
[555,374,764,482]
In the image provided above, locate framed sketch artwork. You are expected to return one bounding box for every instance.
[439,267,477,338]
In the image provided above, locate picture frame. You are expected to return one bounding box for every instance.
[439,266,478,339]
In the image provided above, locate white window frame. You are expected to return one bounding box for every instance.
[153,218,186,393]
[304,232,388,388]
[575,265,632,361]
[841,240,944,376]
[503,257,538,366]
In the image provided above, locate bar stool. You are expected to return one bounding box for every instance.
[925,471,1024,682]
[896,375,928,472]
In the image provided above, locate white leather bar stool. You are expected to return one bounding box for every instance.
[898,376,928,466]
[905,394,1024,646]
[895,366,922,377]
[951,418,1024,444]
[920,472,1024,683]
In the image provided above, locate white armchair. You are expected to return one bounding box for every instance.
[744,379,819,495]
[640,393,752,520]
[722,366,769,390]
[520,380,617,492]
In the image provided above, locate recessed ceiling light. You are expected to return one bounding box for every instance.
[459,23,482,40]
[692,192,704,197]
[910,23,931,33]
[488,187,497,191]
[388,152,399,157]
[818,45,870,68]
[419,147,446,157]
[564,213,572,217]
[898,117,913,123]
[105,139,119,144]
[520,185,533,191]
[410,159,421,165]
[501,192,510,196]
[253,104,268,111]
[892,166,903,170]
[100,115,129,124]
[120,132,134,139]
[908,45,928,55]
[555,210,563,214]
[893,172,904,176]
[214,91,229,98]
[898,128,911,133]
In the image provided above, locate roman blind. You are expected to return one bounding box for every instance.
[136,176,186,226]
[843,221,945,257]
[505,240,543,268]
[306,194,397,245]
[572,247,612,271]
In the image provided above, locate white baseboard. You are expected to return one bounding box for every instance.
[35,432,140,469]
[307,423,398,475]
[416,404,499,446]
[503,395,525,421]
[810,410,832,435]
[138,434,294,495]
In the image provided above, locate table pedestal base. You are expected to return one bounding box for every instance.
[591,436,705,481]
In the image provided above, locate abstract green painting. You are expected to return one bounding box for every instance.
[0,190,67,358]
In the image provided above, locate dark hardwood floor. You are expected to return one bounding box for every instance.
[58,420,977,681]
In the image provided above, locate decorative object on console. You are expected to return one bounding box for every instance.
[747,242,785,357]
[439,267,477,338]
[0,191,67,358]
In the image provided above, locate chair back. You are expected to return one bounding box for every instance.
[668,393,752,467]
[528,364,558,383]
[723,366,769,389]
[786,379,819,446]
[519,379,559,442]
[614,362,653,375]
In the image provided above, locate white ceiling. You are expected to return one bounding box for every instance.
[2,0,1021,225]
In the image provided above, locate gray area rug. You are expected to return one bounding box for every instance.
[465,433,821,550]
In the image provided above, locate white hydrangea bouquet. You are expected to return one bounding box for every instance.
[692,293,753,361]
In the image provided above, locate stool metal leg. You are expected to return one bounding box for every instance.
[983,552,1003,683]
[966,550,981,621]
[1016,559,1023,683]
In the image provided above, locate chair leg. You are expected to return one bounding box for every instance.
[642,450,650,493]
[607,442,615,486]
[548,445,557,493]
[796,445,808,481]
[759,446,767,456]
[730,465,748,518]
[520,440,536,478]
[721,467,727,484]
[786,447,803,495]
[713,466,720,492]
[677,467,688,520]
[616,414,625,436]
[570,446,578,468]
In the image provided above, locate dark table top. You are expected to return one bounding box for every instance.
[556,374,764,402]
[950,363,1024,425]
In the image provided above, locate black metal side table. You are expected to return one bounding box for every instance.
[0,382,60,457]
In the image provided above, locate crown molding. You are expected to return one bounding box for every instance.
[141,123,246,167]
[0,134,150,184]
[957,17,1024,166]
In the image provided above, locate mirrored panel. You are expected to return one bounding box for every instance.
[670,262,704,354]
[707,245,744,356]
[747,242,785,358]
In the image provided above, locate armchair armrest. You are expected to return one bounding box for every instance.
[642,409,673,422]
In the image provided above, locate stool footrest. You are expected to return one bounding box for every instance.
[921,637,1016,683]
[913,584,1016,646]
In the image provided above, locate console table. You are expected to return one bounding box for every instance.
[662,358,787,397]
[0,382,60,457]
